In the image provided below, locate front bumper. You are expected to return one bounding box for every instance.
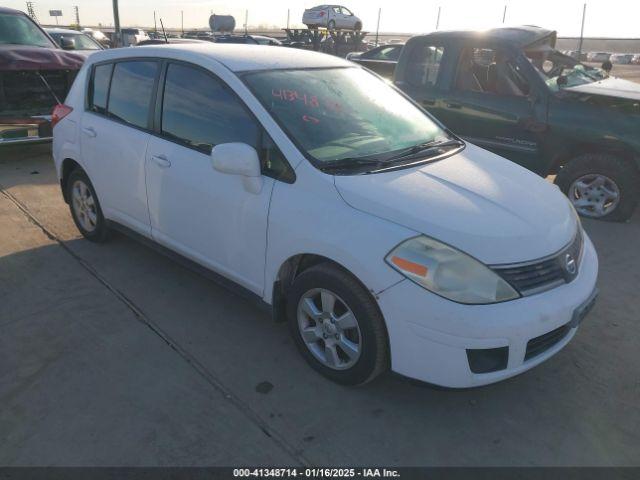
[0,116,52,146]
[377,233,599,388]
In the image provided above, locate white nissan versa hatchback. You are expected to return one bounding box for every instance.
[52,44,599,388]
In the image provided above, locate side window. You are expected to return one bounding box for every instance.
[455,47,530,97]
[406,44,444,88]
[161,63,259,155]
[88,63,113,114]
[107,61,158,129]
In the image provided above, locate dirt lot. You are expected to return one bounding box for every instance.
[0,146,639,466]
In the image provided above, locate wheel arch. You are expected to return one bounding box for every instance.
[549,140,640,175]
[60,158,83,203]
[271,253,379,324]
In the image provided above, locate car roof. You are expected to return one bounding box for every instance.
[45,27,86,34]
[89,43,351,72]
[0,6,24,14]
[415,26,555,48]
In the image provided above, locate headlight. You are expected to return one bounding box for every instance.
[385,236,520,304]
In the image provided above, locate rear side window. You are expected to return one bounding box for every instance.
[89,63,112,114]
[107,61,158,129]
[161,63,259,154]
[406,44,445,88]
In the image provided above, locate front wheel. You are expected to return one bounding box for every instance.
[286,263,389,385]
[555,153,640,222]
[354,21,362,31]
[327,20,336,30]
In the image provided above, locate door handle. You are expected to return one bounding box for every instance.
[151,154,171,168]
[446,103,462,109]
[422,99,436,107]
[82,127,97,138]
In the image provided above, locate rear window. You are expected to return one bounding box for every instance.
[107,61,158,129]
[89,63,112,114]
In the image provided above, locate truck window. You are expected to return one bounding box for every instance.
[406,45,444,89]
[454,47,529,97]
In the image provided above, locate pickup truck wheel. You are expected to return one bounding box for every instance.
[555,153,640,222]
[67,169,110,242]
[286,263,389,385]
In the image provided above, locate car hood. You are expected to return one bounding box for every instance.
[334,143,576,265]
[0,45,84,71]
[565,76,640,101]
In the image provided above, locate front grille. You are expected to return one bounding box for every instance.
[525,324,571,361]
[492,228,584,296]
[0,70,75,117]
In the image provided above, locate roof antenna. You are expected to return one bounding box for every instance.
[159,18,169,43]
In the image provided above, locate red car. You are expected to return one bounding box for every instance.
[0,7,84,146]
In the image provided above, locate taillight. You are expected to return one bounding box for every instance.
[51,104,73,129]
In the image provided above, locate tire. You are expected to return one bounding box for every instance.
[327,20,336,30]
[555,153,640,222]
[66,168,110,242]
[354,22,362,31]
[286,263,389,385]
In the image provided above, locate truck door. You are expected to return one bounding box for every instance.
[437,46,548,174]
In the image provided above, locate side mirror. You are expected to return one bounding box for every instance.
[211,143,263,194]
[59,37,76,50]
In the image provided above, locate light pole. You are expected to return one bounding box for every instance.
[112,0,121,47]
[502,4,507,24]
[435,6,441,31]
[375,8,381,46]
[578,3,587,55]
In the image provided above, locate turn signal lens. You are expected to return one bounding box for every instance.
[390,256,428,277]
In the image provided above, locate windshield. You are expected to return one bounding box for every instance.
[50,32,101,50]
[243,67,448,165]
[49,32,101,50]
[525,49,607,92]
[0,13,56,48]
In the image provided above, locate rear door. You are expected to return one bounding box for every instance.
[80,59,159,236]
[395,39,449,118]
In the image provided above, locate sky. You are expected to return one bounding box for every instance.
[5,0,640,37]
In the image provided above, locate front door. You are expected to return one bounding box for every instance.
[436,47,548,173]
[144,62,275,294]
[80,60,159,235]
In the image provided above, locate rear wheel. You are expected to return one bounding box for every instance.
[555,153,639,222]
[67,169,110,242]
[286,263,388,385]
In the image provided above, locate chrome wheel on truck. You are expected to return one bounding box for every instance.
[568,174,621,218]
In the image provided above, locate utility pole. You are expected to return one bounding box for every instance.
[154,11,157,33]
[74,5,80,29]
[244,9,248,35]
[181,10,184,34]
[112,0,121,47]
[502,4,507,24]
[578,2,587,55]
[375,8,381,46]
[26,1,38,22]
[435,6,441,31]
[286,9,290,29]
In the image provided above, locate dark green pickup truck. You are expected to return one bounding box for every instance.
[393,26,640,221]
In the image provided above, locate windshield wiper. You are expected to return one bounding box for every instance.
[384,139,465,162]
[319,157,388,173]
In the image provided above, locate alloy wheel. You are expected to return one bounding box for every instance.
[297,288,362,370]
[71,179,98,232]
